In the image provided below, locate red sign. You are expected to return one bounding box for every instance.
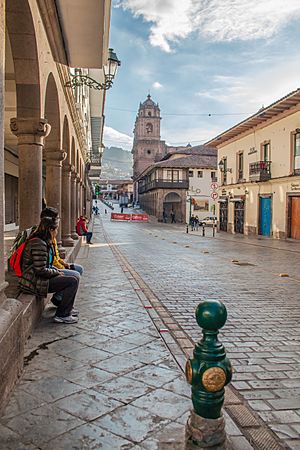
[211,182,219,190]
[111,213,131,221]
[131,214,149,222]
[211,192,219,200]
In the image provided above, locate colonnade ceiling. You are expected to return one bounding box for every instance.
[44,73,60,152]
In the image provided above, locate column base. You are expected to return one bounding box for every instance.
[185,410,227,449]
[71,233,79,240]
[62,236,75,247]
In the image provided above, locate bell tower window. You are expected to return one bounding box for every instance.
[146,123,153,134]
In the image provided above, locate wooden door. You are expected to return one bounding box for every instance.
[291,197,300,239]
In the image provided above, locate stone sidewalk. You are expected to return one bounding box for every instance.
[0,217,250,450]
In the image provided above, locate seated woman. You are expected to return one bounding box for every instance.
[76,215,93,244]
[19,216,79,324]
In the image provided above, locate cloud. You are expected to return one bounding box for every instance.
[103,126,133,151]
[115,0,300,51]
[152,81,163,89]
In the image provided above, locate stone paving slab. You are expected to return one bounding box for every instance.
[0,218,253,450]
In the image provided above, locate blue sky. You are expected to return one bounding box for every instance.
[103,0,300,151]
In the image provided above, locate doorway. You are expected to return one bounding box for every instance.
[259,196,272,236]
[289,196,300,239]
[219,200,228,232]
[234,200,244,234]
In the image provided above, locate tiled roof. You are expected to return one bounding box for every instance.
[162,145,217,160]
[153,154,217,169]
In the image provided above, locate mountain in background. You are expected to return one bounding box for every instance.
[101,146,133,179]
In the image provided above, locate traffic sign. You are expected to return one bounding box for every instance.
[211,192,219,200]
[211,182,218,190]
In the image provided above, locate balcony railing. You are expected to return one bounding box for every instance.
[139,178,189,194]
[90,156,102,165]
[249,161,271,181]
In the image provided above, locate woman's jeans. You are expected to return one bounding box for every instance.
[51,264,83,305]
[48,275,79,317]
[83,232,93,243]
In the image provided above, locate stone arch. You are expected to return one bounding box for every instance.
[44,73,60,151]
[62,116,70,164]
[6,0,41,118]
[163,192,183,222]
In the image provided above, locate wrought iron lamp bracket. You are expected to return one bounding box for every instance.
[66,75,113,91]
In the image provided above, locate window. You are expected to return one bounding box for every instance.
[237,152,243,181]
[167,170,172,181]
[262,142,270,162]
[148,111,152,116]
[294,131,300,172]
[197,170,203,178]
[211,171,216,181]
[173,170,179,182]
[145,123,153,134]
[223,158,227,184]
[147,149,151,155]
[189,170,194,177]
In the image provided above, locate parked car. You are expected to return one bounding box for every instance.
[198,216,217,227]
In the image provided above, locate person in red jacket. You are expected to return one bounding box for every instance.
[76,216,93,244]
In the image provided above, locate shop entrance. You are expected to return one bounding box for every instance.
[288,196,300,239]
[219,200,228,232]
[259,196,272,236]
[234,200,244,234]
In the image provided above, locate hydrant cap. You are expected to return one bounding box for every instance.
[196,300,227,331]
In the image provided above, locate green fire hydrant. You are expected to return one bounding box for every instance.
[185,300,232,449]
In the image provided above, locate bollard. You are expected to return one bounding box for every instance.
[185,300,232,449]
[213,223,216,237]
[186,225,189,234]
[202,224,205,237]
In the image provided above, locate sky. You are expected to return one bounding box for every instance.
[103,0,300,151]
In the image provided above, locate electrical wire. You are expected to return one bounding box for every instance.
[106,106,255,117]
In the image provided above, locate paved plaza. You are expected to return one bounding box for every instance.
[0,205,299,449]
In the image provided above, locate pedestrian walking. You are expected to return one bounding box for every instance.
[170,209,176,223]
[195,215,199,231]
[190,214,195,231]
[163,208,167,223]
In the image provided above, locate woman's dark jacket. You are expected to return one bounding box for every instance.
[19,237,59,296]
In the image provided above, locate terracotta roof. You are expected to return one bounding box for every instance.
[206,87,300,146]
[163,145,217,160]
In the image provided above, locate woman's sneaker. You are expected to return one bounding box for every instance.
[54,315,78,324]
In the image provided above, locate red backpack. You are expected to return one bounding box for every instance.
[9,238,37,277]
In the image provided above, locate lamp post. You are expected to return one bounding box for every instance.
[66,48,121,91]
[186,195,193,229]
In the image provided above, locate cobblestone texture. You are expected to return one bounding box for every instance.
[102,206,300,450]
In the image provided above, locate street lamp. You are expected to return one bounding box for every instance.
[66,48,121,91]
[218,159,232,173]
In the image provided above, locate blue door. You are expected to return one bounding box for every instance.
[259,197,271,236]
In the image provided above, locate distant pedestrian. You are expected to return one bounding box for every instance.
[121,206,124,213]
[163,209,167,223]
[105,209,107,214]
[190,215,195,231]
[170,209,176,223]
[195,216,199,231]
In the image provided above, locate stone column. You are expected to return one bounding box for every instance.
[45,149,66,244]
[61,163,74,246]
[10,118,51,230]
[70,171,78,240]
[0,0,6,303]
[81,184,85,215]
[76,176,81,218]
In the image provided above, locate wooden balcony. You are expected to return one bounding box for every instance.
[139,178,189,194]
[249,161,271,182]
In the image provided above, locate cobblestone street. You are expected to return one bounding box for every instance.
[1,207,300,449]
[100,205,300,450]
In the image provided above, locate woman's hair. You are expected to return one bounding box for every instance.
[40,206,59,220]
[32,216,59,242]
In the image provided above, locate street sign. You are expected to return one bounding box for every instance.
[211,192,219,200]
[211,182,218,190]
